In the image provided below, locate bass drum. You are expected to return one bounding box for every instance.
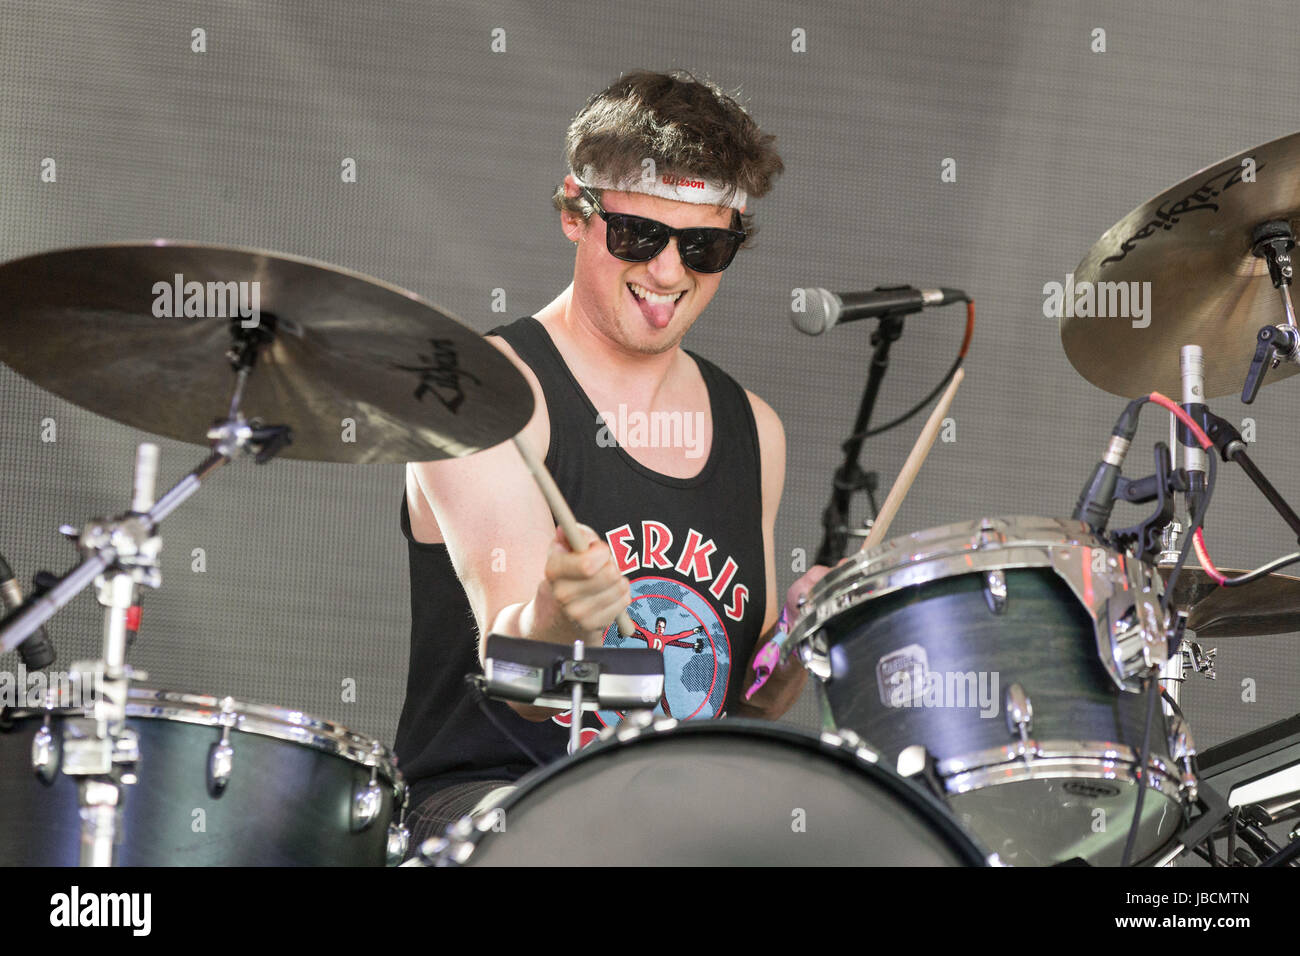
[420,718,989,866]
[0,687,408,866]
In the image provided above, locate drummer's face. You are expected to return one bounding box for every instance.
[565,186,734,355]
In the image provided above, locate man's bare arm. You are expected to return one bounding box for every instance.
[731,390,808,720]
[406,336,630,720]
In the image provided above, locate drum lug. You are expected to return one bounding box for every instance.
[31,717,61,785]
[206,699,238,798]
[797,630,832,682]
[206,732,234,798]
[983,569,1007,614]
[352,770,383,832]
[1004,683,1033,747]
[386,820,410,866]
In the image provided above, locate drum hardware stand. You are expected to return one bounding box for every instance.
[814,313,905,565]
[1155,779,1230,867]
[565,640,587,754]
[0,322,294,866]
[1228,804,1298,866]
[1198,412,1300,544]
[1242,220,1300,403]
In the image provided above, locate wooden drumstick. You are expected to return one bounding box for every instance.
[513,435,636,637]
[860,368,965,553]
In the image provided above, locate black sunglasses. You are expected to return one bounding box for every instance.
[581,188,746,274]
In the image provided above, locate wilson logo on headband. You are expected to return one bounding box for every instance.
[574,165,747,209]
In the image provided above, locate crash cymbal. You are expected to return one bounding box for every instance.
[1062,130,1300,399]
[0,242,533,463]
[1159,565,1300,638]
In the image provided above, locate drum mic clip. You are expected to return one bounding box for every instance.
[1109,442,1190,562]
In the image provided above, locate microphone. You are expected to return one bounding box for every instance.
[0,553,55,669]
[1180,345,1208,519]
[792,285,968,336]
[1072,400,1144,535]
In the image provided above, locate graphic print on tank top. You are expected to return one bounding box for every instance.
[595,575,730,725]
[549,517,752,752]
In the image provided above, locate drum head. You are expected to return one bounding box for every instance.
[447,720,987,866]
[948,775,1183,867]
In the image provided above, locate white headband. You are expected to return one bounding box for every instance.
[573,164,747,210]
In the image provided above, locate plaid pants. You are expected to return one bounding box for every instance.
[403,779,516,862]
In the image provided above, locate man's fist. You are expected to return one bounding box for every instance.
[535,524,632,643]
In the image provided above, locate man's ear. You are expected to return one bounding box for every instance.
[560,174,586,242]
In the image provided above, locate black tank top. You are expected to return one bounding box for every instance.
[394,316,768,806]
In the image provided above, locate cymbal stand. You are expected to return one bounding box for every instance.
[1242,220,1300,403]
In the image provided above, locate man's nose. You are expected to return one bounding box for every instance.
[647,237,688,283]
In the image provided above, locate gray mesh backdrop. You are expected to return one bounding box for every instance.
[2,0,1298,756]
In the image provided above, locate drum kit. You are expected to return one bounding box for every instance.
[3,131,1300,867]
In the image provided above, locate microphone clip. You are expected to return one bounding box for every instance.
[1109,442,1189,561]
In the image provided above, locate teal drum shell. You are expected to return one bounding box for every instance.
[0,688,404,866]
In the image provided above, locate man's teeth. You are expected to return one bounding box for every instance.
[629,282,683,306]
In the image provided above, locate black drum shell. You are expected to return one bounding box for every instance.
[0,710,395,866]
[819,568,1168,765]
[445,720,988,866]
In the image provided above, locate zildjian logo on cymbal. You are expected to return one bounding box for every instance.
[1100,160,1264,266]
[392,338,482,413]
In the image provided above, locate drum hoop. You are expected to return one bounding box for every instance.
[790,515,1170,693]
[429,718,990,867]
[938,739,1186,794]
[5,686,402,785]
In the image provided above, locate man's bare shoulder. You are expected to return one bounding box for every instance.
[744,388,786,450]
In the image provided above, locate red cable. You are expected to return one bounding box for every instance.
[1193,528,1227,585]
[959,301,974,359]
[1147,391,1212,448]
[1148,391,1227,583]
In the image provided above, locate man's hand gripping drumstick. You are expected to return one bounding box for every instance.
[745,368,965,698]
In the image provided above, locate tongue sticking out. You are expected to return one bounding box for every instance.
[629,284,677,329]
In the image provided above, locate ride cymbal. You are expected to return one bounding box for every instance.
[1063,130,1300,399]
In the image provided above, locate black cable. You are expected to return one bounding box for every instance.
[1227,806,1240,866]
[1221,550,1300,587]
[1120,673,1160,866]
[1159,449,1216,620]
[844,354,964,443]
[465,673,547,768]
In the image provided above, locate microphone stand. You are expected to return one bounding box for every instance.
[1201,414,1300,544]
[814,313,905,565]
